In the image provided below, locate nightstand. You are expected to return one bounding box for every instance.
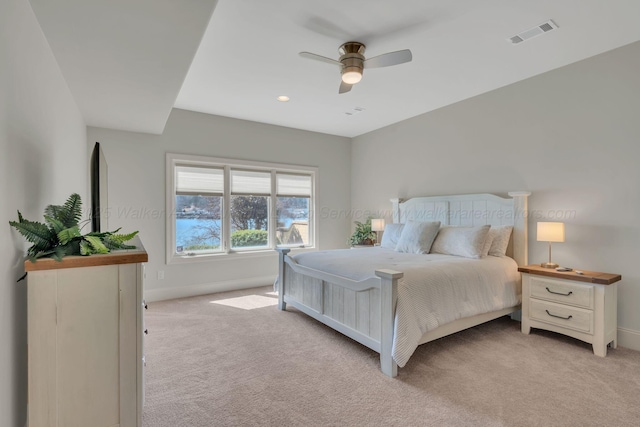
[518,265,621,356]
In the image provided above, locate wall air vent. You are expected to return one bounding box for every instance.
[509,20,558,44]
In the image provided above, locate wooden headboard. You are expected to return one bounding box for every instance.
[390,192,531,266]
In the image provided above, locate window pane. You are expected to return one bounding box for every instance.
[231,170,270,195]
[230,195,269,249]
[176,166,223,195]
[276,197,310,246]
[175,195,222,254]
[276,173,311,197]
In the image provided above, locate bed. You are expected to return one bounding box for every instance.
[276,192,531,377]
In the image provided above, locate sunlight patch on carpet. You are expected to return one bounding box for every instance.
[210,295,278,310]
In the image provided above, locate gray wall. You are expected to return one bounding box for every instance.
[88,109,352,301]
[0,1,87,425]
[351,41,640,350]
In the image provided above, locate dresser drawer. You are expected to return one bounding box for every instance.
[529,277,594,309]
[530,299,594,334]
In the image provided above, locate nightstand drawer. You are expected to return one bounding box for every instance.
[530,299,593,334]
[529,277,594,309]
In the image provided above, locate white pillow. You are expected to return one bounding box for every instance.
[488,225,513,257]
[380,223,405,249]
[430,225,491,259]
[394,221,441,254]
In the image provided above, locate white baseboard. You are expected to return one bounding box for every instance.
[618,327,640,352]
[144,275,276,302]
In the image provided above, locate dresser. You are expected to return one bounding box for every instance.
[519,265,621,356]
[26,239,148,427]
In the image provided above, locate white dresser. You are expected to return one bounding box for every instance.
[26,240,147,427]
[519,265,621,356]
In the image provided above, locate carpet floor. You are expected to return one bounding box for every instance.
[142,286,640,427]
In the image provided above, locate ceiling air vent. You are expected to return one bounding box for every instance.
[344,107,365,116]
[508,20,558,44]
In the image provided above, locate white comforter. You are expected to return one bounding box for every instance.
[292,248,521,367]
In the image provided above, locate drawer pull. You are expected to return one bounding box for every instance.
[546,287,573,297]
[545,310,573,320]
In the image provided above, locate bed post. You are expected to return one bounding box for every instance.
[277,248,291,311]
[375,269,404,377]
[508,191,531,267]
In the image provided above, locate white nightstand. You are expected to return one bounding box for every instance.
[519,265,621,356]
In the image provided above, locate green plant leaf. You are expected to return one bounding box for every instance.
[9,219,56,251]
[57,225,81,245]
[29,249,56,262]
[47,193,82,228]
[43,204,64,223]
[79,240,94,256]
[52,246,66,262]
[44,215,66,234]
[103,230,138,249]
[83,235,109,254]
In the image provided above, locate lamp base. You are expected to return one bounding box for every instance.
[541,262,559,269]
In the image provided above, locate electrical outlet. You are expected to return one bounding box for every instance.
[157,270,164,280]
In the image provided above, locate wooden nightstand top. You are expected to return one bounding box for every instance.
[518,264,621,285]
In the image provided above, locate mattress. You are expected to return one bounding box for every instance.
[292,247,521,367]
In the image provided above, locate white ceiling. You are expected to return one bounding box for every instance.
[30,0,640,137]
[28,0,219,134]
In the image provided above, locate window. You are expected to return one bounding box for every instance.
[230,170,271,249]
[175,166,224,254]
[276,173,312,247]
[167,154,316,263]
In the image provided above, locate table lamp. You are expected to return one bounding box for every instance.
[371,218,385,246]
[537,222,565,268]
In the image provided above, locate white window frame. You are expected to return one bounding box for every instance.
[166,153,317,264]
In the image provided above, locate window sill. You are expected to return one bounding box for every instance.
[167,246,316,265]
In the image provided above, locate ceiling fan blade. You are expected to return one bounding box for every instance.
[364,49,412,69]
[299,52,342,66]
[339,81,352,94]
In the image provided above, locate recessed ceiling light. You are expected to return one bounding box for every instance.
[277,95,290,102]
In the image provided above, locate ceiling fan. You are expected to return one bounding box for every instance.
[299,42,412,94]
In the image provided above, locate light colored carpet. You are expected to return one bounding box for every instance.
[143,286,640,427]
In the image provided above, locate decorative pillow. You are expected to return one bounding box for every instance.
[488,225,513,257]
[430,225,491,259]
[481,230,494,257]
[394,221,441,254]
[380,223,405,249]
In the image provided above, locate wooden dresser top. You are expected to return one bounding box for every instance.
[518,264,621,285]
[25,237,148,272]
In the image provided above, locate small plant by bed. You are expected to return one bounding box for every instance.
[348,217,376,247]
[9,193,138,262]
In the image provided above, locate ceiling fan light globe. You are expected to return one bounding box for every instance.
[342,70,362,84]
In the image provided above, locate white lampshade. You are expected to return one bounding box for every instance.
[342,70,362,84]
[537,222,565,243]
[371,218,385,232]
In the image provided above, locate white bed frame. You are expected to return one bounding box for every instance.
[277,192,531,377]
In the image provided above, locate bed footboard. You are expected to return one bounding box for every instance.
[375,269,403,377]
[276,248,403,377]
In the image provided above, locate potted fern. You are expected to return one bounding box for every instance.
[348,217,376,247]
[9,193,138,262]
